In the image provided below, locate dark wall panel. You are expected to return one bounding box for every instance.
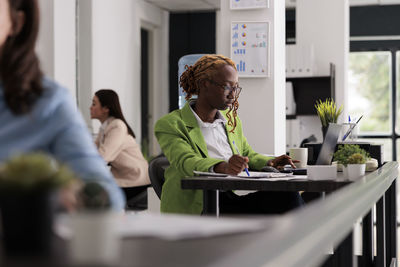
[169,12,216,111]
[350,5,400,36]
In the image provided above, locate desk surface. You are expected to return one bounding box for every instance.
[1,220,276,267]
[181,174,351,193]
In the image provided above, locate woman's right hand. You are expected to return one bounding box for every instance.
[214,155,249,175]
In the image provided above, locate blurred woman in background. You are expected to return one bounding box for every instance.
[91,89,150,207]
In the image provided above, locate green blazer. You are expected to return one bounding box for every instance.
[154,102,272,214]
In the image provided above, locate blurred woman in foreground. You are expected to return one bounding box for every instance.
[0,0,124,210]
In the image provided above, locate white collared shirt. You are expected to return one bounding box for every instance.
[99,117,114,144]
[189,101,233,161]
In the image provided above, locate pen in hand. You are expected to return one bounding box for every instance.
[232,140,250,177]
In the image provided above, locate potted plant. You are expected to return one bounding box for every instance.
[333,145,370,181]
[70,182,120,265]
[315,98,343,139]
[0,153,75,256]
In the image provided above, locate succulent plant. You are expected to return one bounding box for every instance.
[0,153,76,193]
[333,145,370,167]
[77,182,111,211]
[347,153,366,164]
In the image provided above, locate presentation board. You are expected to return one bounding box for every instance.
[231,21,269,77]
[230,0,269,10]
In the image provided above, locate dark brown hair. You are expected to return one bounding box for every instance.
[179,54,240,132]
[95,89,136,138]
[0,0,44,114]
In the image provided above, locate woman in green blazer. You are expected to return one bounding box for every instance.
[155,55,302,214]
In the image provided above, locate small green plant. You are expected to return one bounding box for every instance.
[0,153,75,193]
[347,153,366,164]
[77,182,111,211]
[333,145,370,167]
[315,98,343,127]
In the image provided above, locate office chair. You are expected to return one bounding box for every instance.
[148,155,170,199]
[125,185,150,210]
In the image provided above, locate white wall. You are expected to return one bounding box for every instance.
[54,0,77,102]
[217,1,286,155]
[36,0,76,102]
[296,0,349,118]
[36,0,54,78]
[77,0,169,154]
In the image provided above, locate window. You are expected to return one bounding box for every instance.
[348,50,398,160]
[349,5,400,161]
[348,52,392,135]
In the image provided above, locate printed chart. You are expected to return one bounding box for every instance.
[230,0,269,10]
[231,22,269,77]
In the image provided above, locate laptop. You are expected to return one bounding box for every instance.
[285,123,342,175]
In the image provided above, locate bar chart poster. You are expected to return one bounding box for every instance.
[230,0,269,10]
[231,22,269,77]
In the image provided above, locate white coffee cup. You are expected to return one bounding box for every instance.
[289,148,308,168]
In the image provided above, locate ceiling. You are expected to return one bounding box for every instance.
[145,0,400,11]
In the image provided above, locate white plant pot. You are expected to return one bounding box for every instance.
[70,211,120,265]
[344,164,366,181]
[307,165,337,180]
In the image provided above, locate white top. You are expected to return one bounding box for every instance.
[99,117,112,143]
[189,102,233,161]
[95,117,150,187]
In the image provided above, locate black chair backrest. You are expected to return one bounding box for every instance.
[148,155,169,199]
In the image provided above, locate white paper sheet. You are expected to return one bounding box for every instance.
[236,171,292,178]
[193,171,297,179]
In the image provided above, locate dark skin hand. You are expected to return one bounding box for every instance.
[268,155,299,170]
[214,154,298,174]
[214,154,249,175]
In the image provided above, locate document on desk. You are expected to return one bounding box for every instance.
[237,172,308,180]
[236,171,291,178]
[193,170,306,180]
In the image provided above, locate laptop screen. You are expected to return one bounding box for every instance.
[315,123,342,165]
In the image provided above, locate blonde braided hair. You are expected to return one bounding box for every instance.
[179,54,240,133]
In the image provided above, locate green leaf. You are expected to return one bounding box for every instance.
[315,98,343,127]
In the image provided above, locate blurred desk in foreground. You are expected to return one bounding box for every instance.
[0,213,276,267]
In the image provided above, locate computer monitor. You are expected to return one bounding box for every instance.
[315,123,342,165]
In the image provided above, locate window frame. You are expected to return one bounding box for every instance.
[350,40,399,161]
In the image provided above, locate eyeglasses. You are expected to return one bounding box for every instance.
[208,80,242,95]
